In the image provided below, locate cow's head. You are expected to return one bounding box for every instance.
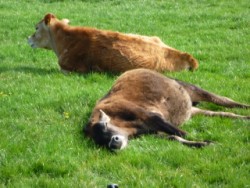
[84,110,128,151]
[28,13,70,49]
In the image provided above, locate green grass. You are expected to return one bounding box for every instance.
[0,0,250,187]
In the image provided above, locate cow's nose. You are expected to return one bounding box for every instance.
[109,135,123,150]
[113,136,120,142]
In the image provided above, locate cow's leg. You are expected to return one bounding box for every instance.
[60,68,71,74]
[143,112,187,137]
[191,107,250,119]
[168,135,211,148]
[177,80,250,109]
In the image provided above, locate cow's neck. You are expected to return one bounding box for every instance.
[48,27,59,58]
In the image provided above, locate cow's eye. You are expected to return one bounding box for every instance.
[104,122,108,127]
[100,122,108,131]
[94,122,108,133]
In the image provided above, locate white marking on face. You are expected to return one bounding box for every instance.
[28,37,36,48]
[27,21,52,49]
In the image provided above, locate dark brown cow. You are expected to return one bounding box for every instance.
[28,13,198,73]
[84,69,249,150]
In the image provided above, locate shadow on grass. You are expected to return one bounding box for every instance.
[0,65,59,75]
[0,65,119,79]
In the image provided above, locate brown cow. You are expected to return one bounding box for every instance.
[84,69,249,151]
[28,13,198,73]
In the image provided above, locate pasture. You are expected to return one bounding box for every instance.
[0,0,249,187]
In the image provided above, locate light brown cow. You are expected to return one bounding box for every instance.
[84,69,249,151]
[28,13,198,73]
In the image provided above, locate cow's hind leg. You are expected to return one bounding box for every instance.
[177,80,250,109]
[163,50,199,71]
[191,107,250,119]
[168,135,211,148]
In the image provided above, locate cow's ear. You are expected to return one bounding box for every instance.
[99,110,110,123]
[62,19,70,25]
[44,13,55,25]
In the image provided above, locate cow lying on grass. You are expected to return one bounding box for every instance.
[84,69,249,151]
[28,13,198,73]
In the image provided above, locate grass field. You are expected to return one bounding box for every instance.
[0,0,250,187]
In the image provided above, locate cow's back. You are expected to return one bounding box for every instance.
[101,69,192,126]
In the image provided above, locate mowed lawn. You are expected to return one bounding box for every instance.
[0,0,249,187]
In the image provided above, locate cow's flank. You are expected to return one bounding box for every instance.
[84,69,249,151]
[28,13,198,73]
